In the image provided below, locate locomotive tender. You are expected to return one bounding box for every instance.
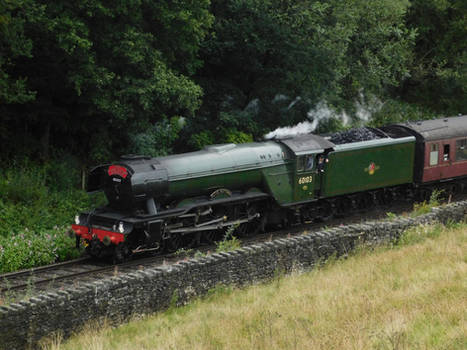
[72,115,467,260]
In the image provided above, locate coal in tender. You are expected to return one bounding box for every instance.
[329,127,384,145]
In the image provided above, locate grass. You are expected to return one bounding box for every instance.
[40,222,467,350]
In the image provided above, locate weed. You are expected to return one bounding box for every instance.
[411,189,444,217]
[429,189,443,206]
[167,289,180,312]
[194,250,205,259]
[386,212,397,220]
[216,225,241,253]
[174,247,193,257]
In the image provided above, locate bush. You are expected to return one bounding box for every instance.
[0,159,105,238]
[368,99,436,127]
[0,158,104,271]
[0,227,83,273]
[222,128,253,144]
[0,160,48,203]
[188,130,215,150]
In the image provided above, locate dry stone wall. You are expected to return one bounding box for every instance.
[1,201,466,350]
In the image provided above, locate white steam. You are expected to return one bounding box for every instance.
[355,92,383,122]
[264,120,317,139]
[264,93,383,139]
[307,101,350,131]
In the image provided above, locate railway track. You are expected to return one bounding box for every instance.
[0,195,459,302]
[0,257,105,294]
[0,246,212,299]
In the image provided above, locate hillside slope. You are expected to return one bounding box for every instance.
[43,223,467,350]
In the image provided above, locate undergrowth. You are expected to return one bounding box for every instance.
[0,158,103,272]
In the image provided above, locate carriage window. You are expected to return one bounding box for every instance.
[456,139,467,161]
[429,144,439,166]
[443,144,450,161]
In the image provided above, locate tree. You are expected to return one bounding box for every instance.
[0,0,212,161]
[191,0,415,142]
[401,0,467,114]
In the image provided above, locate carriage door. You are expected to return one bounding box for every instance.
[294,153,319,202]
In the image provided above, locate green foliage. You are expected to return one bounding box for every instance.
[194,0,416,139]
[0,160,104,237]
[174,247,194,258]
[411,189,443,217]
[216,226,241,253]
[368,99,436,127]
[402,0,467,114]
[398,224,443,246]
[222,128,253,144]
[194,250,206,259]
[188,130,215,150]
[130,117,183,157]
[0,159,104,272]
[0,227,82,273]
[0,0,213,162]
[0,0,38,105]
[1,0,464,161]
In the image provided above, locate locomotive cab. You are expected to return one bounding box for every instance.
[278,134,334,202]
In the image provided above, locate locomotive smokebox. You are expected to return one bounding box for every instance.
[87,155,169,211]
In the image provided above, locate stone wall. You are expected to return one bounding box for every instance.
[1,201,466,350]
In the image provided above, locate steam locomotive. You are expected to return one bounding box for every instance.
[71,115,467,261]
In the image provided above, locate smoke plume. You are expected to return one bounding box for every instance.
[264,93,383,139]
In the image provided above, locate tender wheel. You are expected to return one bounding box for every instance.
[335,197,351,217]
[316,200,334,222]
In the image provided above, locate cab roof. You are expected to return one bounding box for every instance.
[279,134,335,155]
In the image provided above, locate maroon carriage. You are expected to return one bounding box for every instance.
[383,115,467,188]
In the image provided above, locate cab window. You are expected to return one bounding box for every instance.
[297,155,314,172]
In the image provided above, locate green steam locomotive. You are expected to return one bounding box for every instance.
[72,115,467,261]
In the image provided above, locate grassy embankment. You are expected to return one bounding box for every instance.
[0,160,104,273]
[41,220,467,350]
